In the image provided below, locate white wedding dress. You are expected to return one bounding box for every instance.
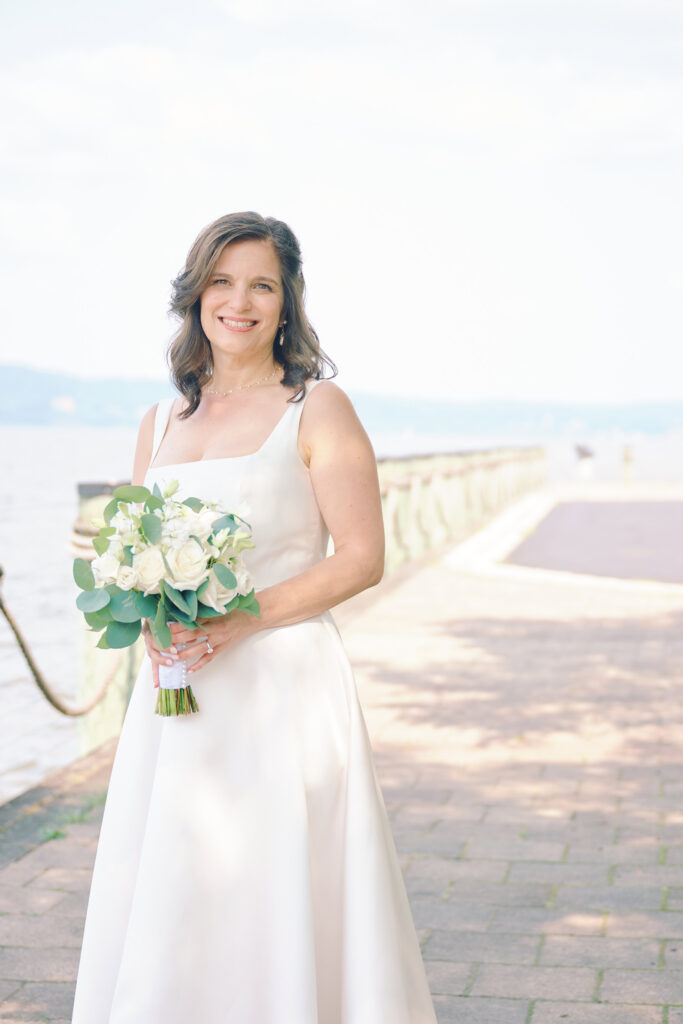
[72,379,437,1024]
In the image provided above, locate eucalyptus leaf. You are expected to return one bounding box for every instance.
[134,592,158,618]
[108,588,141,623]
[151,601,173,649]
[76,588,111,613]
[163,583,191,616]
[153,599,167,632]
[153,482,162,499]
[213,562,237,589]
[183,497,204,512]
[103,498,119,524]
[73,558,95,591]
[239,592,261,618]
[196,578,210,599]
[122,545,134,567]
[210,514,236,535]
[114,484,150,503]
[96,633,110,649]
[184,589,198,621]
[141,513,162,544]
[84,607,114,629]
[151,621,173,650]
[145,494,164,513]
[196,602,223,618]
[99,526,116,538]
[92,536,110,557]
[105,619,142,649]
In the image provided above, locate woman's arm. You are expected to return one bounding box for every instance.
[131,403,158,487]
[171,382,386,672]
[256,381,385,627]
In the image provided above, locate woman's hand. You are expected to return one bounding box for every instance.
[164,611,259,675]
[141,620,177,689]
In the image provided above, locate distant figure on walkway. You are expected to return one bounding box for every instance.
[575,442,595,481]
[71,212,437,1022]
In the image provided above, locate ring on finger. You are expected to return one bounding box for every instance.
[204,636,214,655]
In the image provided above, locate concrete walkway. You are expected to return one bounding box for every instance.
[3,482,683,1022]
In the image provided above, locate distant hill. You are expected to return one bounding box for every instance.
[2,364,683,438]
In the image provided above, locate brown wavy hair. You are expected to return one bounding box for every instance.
[167,212,338,417]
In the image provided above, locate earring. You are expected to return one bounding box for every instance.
[279,321,287,347]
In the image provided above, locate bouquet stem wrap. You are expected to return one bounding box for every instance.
[155,658,199,716]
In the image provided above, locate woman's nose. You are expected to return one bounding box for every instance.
[228,284,251,311]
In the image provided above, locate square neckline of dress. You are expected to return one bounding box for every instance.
[149,395,299,471]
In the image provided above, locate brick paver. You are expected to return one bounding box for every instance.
[3,484,683,1021]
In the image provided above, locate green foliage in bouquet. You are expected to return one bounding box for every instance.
[73,482,260,654]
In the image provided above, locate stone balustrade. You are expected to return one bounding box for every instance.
[376,446,546,572]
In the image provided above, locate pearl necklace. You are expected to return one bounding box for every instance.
[203,366,280,397]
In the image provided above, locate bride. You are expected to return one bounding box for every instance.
[71,211,437,1023]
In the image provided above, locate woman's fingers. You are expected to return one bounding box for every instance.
[173,634,211,662]
[187,650,213,674]
[144,632,175,668]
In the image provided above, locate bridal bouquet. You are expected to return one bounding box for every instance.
[73,481,260,717]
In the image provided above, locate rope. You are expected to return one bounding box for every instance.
[0,565,121,717]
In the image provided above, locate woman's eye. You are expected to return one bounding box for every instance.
[255,282,273,291]
[213,278,229,285]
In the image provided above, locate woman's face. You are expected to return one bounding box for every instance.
[200,238,284,362]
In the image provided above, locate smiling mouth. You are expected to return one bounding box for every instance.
[219,317,257,330]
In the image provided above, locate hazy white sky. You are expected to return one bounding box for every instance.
[1,0,681,401]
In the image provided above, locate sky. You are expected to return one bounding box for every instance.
[0,0,681,402]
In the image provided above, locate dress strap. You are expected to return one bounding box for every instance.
[150,397,176,466]
[291,378,325,425]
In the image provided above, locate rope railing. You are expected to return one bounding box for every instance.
[0,565,121,717]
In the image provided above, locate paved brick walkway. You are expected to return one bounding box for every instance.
[3,483,683,1022]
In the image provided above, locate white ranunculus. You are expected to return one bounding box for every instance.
[200,570,238,613]
[111,508,139,546]
[165,538,208,591]
[133,547,166,595]
[116,565,139,591]
[162,514,194,544]
[192,508,219,543]
[92,549,122,585]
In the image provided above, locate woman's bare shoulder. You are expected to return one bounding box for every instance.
[132,396,183,485]
[304,378,353,409]
[299,379,369,463]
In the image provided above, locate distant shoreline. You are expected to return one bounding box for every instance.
[3,364,683,437]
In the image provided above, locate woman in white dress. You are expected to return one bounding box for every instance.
[72,211,437,1023]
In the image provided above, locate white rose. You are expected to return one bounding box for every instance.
[165,538,207,591]
[133,547,166,595]
[116,565,139,591]
[200,570,238,613]
[91,549,122,585]
[234,562,252,596]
